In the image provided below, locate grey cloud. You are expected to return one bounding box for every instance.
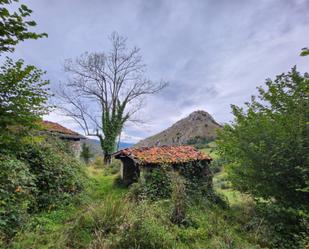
[8,0,309,142]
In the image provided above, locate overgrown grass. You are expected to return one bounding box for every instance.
[8,164,272,249]
[9,167,126,249]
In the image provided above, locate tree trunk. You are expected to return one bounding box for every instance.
[104,153,112,165]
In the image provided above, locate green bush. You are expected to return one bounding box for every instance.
[250,203,309,249]
[126,181,147,202]
[0,155,36,239]
[142,168,172,200]
[217,67,308,209]
[176,161,213,197]
[187,136,215,149]
[126,169,171,202]
[206,190,229,210]
[17,139,85,210]
[128,161,214,202]
[209,157,228,174]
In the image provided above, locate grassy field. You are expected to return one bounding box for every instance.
[200,141,219,159]
[8,163,268,249]
[8,143,268,249]
[10,168,126,249]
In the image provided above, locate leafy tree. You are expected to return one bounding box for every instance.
[80,143,93,164]
[0,0,47,53]
[300,47,309,56]
[0,57,50,145]
[217,67,309,209]
[0,0,49,147]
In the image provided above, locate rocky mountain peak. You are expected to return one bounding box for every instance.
[135,110,221,148]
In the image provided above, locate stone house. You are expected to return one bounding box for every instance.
[41,121,85,157]
[114,145,212,185]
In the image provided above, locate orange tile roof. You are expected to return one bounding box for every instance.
[41,121,80,136]
[115,145,211,165]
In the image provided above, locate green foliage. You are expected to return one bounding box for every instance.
[89,201,177,249]
[217,67,309,248]
[17,138,85,210]
[187,136,215,149]
[89,156,121,175]
[127,168,172,202]
[250,203,309,249]
[91,155,104,168]
[0,57,50,147]
[177,161,213,197]
[87,197,261,249]
[0,155,36,239]
[0,0,47,53]
[209,157,227,174]
[80,143,93,164]
[0,137,86,244]
[66,195,128,249]
[300,47,309,56]
[217,67,309,209]
[142,168,172,200]
[126,181,147,202]
[170,173,188,225]
[128,161,214,202]
[9,168,270,249]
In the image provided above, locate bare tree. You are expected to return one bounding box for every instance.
[58,32,167,164]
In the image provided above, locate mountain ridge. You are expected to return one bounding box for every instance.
[135,110,222,148]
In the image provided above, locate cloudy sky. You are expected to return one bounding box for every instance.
[9,0,309,143]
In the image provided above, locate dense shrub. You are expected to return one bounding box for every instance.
[217,67,309,248]
[0,137,86,245]
[126,181,147,202]
[80,143,93,164]
[250,203,309,249]
[113,216,176,248]
[128,161,214,202]
[176,161,213,197]
[126,168,171,201]
[17,138,85,210]
[170,173,188,225]
[143,168,172,200]
[66,197,172,249]
[187,136,215,149]
[217,68,308,209]
[0,155,36,239]
[209,157,228,174]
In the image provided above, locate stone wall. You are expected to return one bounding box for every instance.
[69,140,82,158]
